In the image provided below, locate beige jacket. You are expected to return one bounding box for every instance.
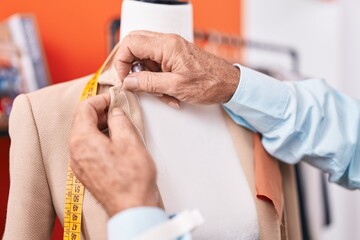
[4,56,302,239]
[4,77,110,239]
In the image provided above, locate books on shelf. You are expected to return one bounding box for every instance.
[0,14,50,131]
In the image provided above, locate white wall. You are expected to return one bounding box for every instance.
[243,0,360,239]
[342,0,360,99]
[243,0,342,88]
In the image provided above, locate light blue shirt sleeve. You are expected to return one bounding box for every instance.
[108,207,191,240]
[224,65,360,190]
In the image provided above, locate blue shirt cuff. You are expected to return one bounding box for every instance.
[223,64,360,189]
[108,207,168,240]
[224,64,290,133]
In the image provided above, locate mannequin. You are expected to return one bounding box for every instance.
[4,0,301,239]
[118,0,259,239]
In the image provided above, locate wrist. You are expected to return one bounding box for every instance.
[105,193,160,217]
[222,64,241,103]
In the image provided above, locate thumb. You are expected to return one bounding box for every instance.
[123,71,179,96]
[107,107,139,144]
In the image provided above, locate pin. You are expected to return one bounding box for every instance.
[131,60,145,72]
[121,61,145,91]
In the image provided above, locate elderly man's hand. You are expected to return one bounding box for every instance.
[69,94,159,217]
[115,31,240,106]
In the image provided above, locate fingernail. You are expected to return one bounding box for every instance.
[124,76,138,90]
[168,101,180,109]
[111,107,124,116]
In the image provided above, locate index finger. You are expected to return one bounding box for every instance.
[114,31,169,82]
[72,93,110,135]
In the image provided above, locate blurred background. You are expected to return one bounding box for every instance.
[0,0,359,239]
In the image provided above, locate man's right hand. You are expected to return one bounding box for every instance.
[114,31,240,106]
[69,94,159,217]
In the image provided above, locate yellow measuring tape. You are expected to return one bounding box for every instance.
[63,42,121,240]
[63,68,102,240]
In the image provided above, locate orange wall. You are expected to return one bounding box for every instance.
[0,0,241,238]
[193,0,241,34]
[0,1,123,84]
[0,0,241,84]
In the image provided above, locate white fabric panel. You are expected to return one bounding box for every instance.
[138,93,259,240]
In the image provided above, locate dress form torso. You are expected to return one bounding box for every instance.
[139,93,259,239]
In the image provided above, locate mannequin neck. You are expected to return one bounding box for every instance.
[120,0,194,43]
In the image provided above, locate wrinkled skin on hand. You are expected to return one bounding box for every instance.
[69,94,159,217]
[115,31,240,106]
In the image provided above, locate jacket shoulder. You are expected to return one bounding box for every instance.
[27,75,90,108]
[10,75,92,154]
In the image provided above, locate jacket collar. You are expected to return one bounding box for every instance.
[98,42,122,87]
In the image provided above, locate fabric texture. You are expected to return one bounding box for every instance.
[138,96,260,239]
[224,113,302,240]
[225,64,360,189]
[5,76,109,239]
[254,134,283,219]
[109,85,145,141]
[5,61,301,239]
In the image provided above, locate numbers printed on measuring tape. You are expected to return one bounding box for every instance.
[63,68,101,240]
[62,42,122,240]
